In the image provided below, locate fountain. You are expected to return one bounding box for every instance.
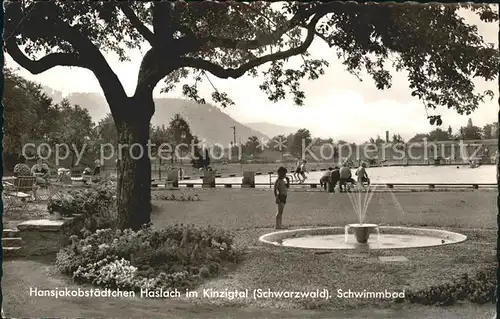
[345,182,378,244]
[259,180,467,250]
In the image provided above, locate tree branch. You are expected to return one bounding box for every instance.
[6,1,129,116]
[5,38,87,74]
[179,13,324,79]
[118,4,155,46]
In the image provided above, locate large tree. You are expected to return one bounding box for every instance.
[48,100,96,167]
[3,68,58,156]
[428,128,452,141]
[483,122,498,140]
[457,119,484,140]
[5,2,498,230]
[290,128,312,158]
[243,135,265,157]
[97,113,119,146]
[166,113,194,163]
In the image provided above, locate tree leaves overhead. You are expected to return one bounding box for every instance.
[6,1,498,122]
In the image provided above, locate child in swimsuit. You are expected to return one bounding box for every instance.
[293,160,301,181]
[299,160,308,183]
[274,166,290,229]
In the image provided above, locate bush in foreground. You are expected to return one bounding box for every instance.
[56,224,243,292]
[48,181,117,231]
[404,264,496,306]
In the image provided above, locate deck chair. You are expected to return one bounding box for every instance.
[36,177,66,201]
[3,176,37,214]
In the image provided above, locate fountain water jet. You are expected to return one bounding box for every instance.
[345,182,379,243]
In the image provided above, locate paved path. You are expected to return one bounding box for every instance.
[2,259,495,319]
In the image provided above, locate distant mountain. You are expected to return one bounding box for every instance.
[42,89,269,145]
[65,92,110,122]
[245,122,301,138]
[42,86,64,104]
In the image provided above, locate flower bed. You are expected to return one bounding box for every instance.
[405,263,496,305]
[47,181,117,232]
[56,224,243,292]
[154,193,200,201]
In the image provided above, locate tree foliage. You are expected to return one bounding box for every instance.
[97,113,118,146]
[290,128,312,158]
[48,100,96,166]
[243,135,265,156]
[408,119,497,142]
[3,68,58,154]
[458,119,483,140]
[5,1,498,230]
[166,114,195,148]
[369,135,386,145]
[428,128,452,141]
[482,122,498,140]
[5,2,498,121]
[392,134,405,144]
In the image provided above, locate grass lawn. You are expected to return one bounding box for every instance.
[3,189,496,318]
[149,189,496,310]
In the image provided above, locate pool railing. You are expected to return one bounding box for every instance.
[152,181,496,190]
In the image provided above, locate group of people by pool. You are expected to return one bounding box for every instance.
[319,162,371,193]
[288,159,370,192]
[273,162,371,229]
[292,160,308,183]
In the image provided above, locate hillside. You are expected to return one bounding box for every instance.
[245,122,301,138]
[43,89,269,145]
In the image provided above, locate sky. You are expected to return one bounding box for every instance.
[6,6,499,144]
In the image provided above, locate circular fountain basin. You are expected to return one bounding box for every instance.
[259,227,467,250]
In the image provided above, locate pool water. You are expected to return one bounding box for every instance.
[259,226,468,250]
[280,234,455,249]
[182,165,496,184]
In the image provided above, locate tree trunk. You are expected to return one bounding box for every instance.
[115,97,154,230]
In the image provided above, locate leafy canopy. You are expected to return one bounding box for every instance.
[3,68,58,153]
[5,1,498,125]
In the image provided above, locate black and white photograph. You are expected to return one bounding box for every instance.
[0,1,498,318]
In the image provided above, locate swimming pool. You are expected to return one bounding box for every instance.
[181,165,496,184]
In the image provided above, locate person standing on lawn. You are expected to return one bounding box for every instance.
[299,160,308,183]
[274,166,290,229]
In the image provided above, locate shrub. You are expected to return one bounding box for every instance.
[405,264,496,306]
[69,181,116,231]
[47,181,116,232]
[47,195,75,217]
[56,224,242,292]
[155,193,200,201]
